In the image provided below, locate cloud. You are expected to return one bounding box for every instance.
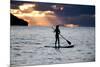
[19,3,36,13]
[11,3,62,26]
[63,14,95,26]
[51,5,64,11]
[10,3,95,27]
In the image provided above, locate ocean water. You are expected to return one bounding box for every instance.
[10,26,95,66]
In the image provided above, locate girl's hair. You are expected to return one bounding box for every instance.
[56,25,59,28]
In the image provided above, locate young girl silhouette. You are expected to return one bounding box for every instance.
[54,25,60,48]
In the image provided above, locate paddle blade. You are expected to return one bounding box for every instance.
[66,40,71,45]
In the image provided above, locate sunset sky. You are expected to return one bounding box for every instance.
[11,0,95,27]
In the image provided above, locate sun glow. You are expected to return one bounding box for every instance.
[11,3,62,26]
[19,4,36,13]
[64,24,79,28]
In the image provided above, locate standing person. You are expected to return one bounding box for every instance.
[54,25,60,48]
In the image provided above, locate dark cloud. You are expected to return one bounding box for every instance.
[61,15,95,27]
[11,1,95,27]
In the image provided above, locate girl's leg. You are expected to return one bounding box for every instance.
[55,37,57,48]
[58,35,60,48]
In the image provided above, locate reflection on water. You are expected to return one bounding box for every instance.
[10,26,95,66]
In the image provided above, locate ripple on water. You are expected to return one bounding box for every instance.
[13,48,21,51]
[77,49,82,52]
[56,58,62,61]
[33,42,41,45]
[87,52,92,54]
[47,53,52,55]
[47,57,53,60]
[15,53,21,57]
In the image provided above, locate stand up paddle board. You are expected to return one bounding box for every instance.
[44,45,74,48]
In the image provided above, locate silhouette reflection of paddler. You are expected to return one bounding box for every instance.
[54,25,60,48]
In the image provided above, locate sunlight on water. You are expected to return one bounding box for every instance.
[10,26,95,66]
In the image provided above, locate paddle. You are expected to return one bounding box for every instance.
[51,26,72,45]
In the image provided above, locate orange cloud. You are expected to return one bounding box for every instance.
[10,3,62,26]
[19,3,36,13]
